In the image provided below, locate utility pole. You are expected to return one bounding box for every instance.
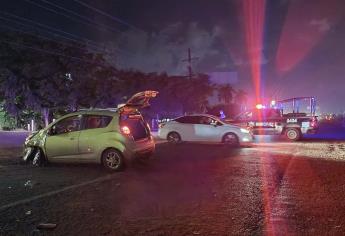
[182,48,198,79]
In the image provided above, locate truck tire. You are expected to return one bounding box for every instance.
[285,128,301,141]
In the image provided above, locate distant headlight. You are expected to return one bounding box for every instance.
[240,128,250,133]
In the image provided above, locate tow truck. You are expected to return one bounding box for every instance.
[229,97,318,141]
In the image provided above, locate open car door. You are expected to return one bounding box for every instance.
[119,90,159,114]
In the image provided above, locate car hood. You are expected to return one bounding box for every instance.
[223,122,247,129]
[25,129,48,150]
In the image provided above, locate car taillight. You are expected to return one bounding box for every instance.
[121,126,131,135]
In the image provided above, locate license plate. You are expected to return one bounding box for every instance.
[255,122,274,127]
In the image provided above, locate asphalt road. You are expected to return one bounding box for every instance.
[1,131,345,235]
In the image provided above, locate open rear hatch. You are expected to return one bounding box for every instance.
[119,90,158,141]
[118,90,158,114]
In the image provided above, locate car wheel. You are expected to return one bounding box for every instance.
[102,148,124,172]
[167,132,181,144]
[222,132,239,147]
[32,148,47,167]
[285,128,301,141]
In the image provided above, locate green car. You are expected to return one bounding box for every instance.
[23,91,158,172]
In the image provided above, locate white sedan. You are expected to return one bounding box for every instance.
[158,114,253,146]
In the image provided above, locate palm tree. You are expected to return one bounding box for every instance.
[234,89,248,111]
[217,84,235,105]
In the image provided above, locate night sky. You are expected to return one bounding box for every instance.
[1,0,345,113]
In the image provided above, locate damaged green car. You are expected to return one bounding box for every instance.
[23,91,158,172]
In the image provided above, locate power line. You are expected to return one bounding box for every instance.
[40,0,125,35]
[0,23,89,52]
[0,15,91,48]
[24,0,122,34]
[0,11,108,51]
[0,39,112,67]
[73,0,144,33]
[0,16,133,56]
[0,11,133,56]
[0,14,110,54]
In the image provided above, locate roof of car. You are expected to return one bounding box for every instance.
[189,113,219,118]
[64,109,119,117]
[175,114,221,120]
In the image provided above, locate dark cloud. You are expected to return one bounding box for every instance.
[103,22,233,75]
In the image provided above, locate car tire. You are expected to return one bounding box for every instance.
[101,148,124,172]
[167,132,181,144]
[32,148,47,167]
[222,132,239,147]
[285,128,301,141]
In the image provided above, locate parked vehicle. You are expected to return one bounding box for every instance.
[23,91,158,172]
[158,114,253,146]
[229,97,318,141]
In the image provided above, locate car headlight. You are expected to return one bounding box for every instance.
[240,128,250,134]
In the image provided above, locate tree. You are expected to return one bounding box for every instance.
[0,30,120,127]
[234,89,248,112]
[217,84,235,105]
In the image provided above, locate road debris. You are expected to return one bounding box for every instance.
[36,223,57,230]
[24,180,33,188]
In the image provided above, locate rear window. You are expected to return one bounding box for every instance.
[120,117,149,140]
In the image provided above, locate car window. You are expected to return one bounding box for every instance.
[175,116,198,124]
[188,116,201,124]
[199,116,212,125]
[198,116,222,126]
[174,117,187,123]
[175,116,189,123]
[83,115,112,130]
[52,115,81,135]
